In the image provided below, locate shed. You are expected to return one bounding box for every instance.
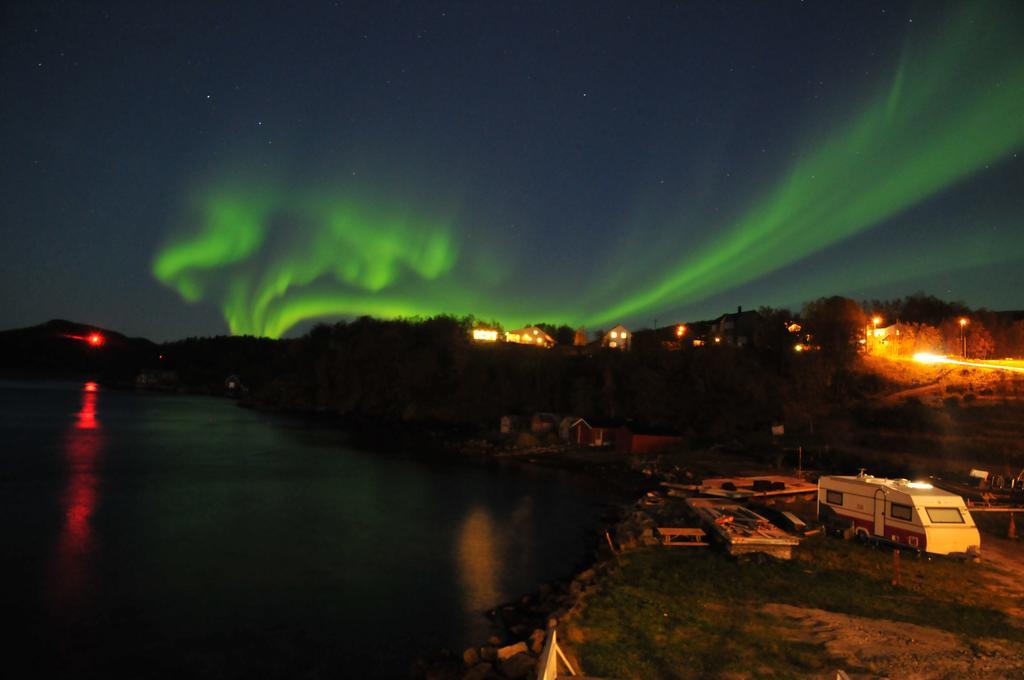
[558,416,577,442]
[530,413,560,435]
[570,418,620,447]
[617,425,683,455]
[500,415,525,434]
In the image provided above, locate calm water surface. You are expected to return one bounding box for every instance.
[0,381,604,678]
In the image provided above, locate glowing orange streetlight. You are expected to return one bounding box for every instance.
[959,318,968,358]
[675,324,687,338]
[866,315,882,351]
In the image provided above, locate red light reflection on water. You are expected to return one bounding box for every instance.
[50,383,104,611]
[75,384,99,429]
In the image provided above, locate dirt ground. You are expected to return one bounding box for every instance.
[767,528,1024,679]
[765,603,1024,679]
[975,529,1024,618]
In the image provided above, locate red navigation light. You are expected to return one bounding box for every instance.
[84,381,98,392]
[87,332,105,347]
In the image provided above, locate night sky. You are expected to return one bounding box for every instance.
[2,1,1022,339]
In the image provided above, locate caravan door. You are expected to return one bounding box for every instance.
[873,489,886,536]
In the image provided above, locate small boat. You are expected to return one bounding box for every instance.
[686,497,800,559]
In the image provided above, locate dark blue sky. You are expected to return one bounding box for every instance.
[2,1,1022,339]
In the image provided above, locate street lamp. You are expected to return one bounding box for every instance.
[868,316,882,353]
[959,318,968,359]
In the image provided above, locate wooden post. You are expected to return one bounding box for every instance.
[605,530,621,565]
[555,644,577,677]
[1009,512,1017,540]
[891,549,901,587]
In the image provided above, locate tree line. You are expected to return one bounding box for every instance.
[151,293,1021,443]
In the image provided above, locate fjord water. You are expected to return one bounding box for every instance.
[0,381,602,678]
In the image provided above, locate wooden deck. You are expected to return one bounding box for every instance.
[661,475,817,500]
[699,475,818,499]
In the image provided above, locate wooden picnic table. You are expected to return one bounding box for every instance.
[657,527,709,547]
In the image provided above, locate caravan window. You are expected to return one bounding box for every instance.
[826,490,843,505]
[891,503,913,521]
[925,507,964,524]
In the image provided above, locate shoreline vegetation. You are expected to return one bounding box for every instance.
[416,449,1024,679]
[410,421,1024,678]
[3,294,1024,677]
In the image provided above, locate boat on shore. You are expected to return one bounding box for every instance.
[686,497,800,559]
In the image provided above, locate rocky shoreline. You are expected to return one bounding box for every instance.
[412,541,612,679]
[412,484,668,679]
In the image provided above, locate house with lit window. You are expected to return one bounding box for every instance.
[602,324,630,350]
[712,306,760,347]
[505,326,555,349]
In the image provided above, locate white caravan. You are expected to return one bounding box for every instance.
[817,472,980,556]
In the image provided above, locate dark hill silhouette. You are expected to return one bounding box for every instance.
[0,319,161,381]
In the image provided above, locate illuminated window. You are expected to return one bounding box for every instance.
[891,503,913,521]
[611,331,618,339]
[621,333,627,339]
[610,341,618,348]
[925,507,964,524]
[472,329,498,342]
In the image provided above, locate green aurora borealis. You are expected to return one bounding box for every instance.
[153,5,1024,338]
[154,189,465,338]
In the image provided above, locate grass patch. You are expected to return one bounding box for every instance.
[568,535,1021,679]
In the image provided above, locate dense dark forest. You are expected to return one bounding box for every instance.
[158,302,878,442]
[3,294,1022,446]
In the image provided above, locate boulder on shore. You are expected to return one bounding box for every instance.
[529,628,546,654]
[462,661,493,680]
[496,641,528,661]
[499,652,536,679]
